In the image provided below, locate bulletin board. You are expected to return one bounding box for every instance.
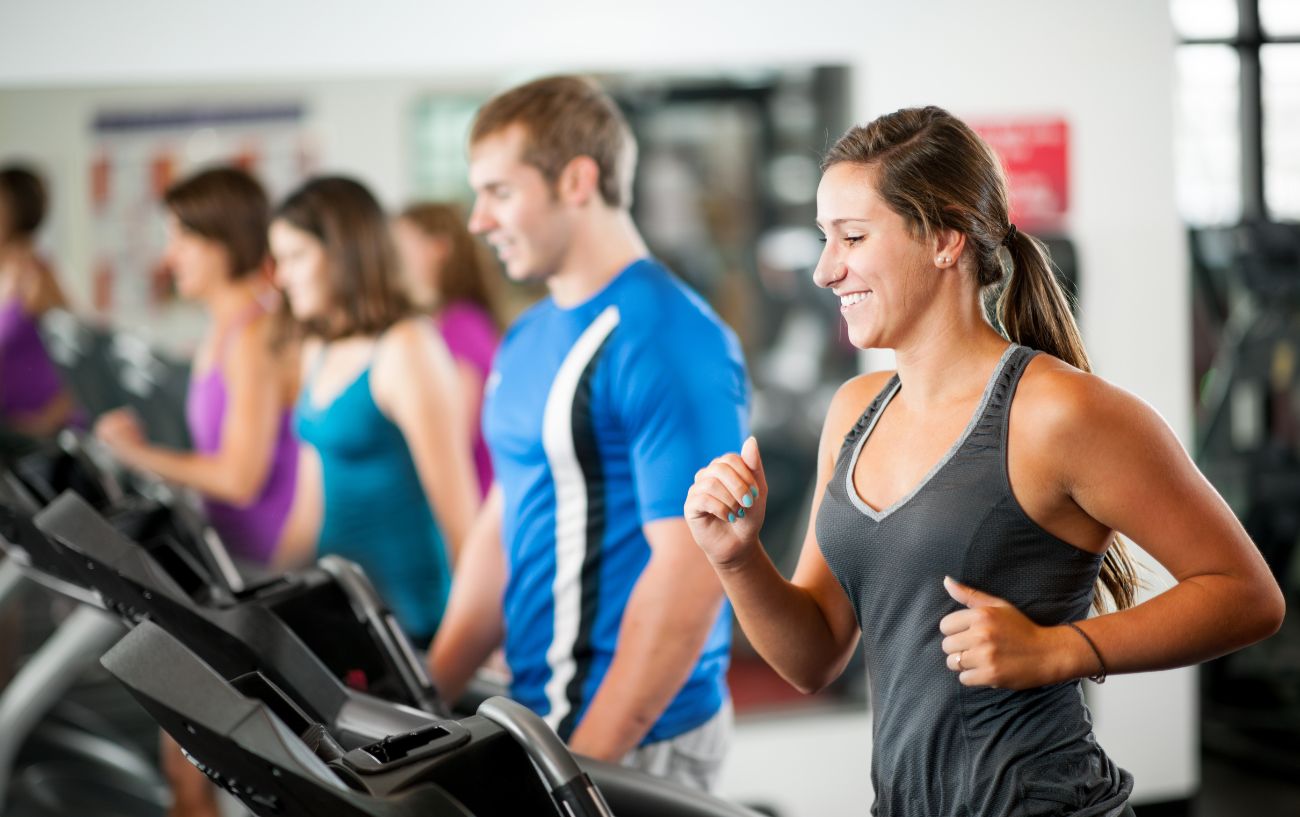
[89,103,313,349]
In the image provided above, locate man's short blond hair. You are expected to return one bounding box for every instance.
[471,75,637,209]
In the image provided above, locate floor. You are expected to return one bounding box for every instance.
[1185,753,1300,817]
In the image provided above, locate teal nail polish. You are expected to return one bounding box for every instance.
[728,512,736,524]
[750,486,759,499]
[737,507,746,519]
[740,492,753,508]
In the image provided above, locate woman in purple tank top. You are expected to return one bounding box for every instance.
[393,202,502,498]
[95,167,299,817]
[94,167,299,567]
[0,164,74,437]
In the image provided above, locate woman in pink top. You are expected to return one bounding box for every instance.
[0,164,73,437]
[393,202,502,497]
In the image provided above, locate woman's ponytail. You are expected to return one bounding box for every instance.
[999,227,1139,613]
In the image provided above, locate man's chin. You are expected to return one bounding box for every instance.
[505,262,549,284]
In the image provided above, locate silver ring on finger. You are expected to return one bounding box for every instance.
[956,651,966,672]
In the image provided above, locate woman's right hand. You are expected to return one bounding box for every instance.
[685,436,768,569]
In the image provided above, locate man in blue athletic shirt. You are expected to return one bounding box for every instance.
[427,75,750,791]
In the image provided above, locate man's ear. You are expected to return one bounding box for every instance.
[556,155,601,207]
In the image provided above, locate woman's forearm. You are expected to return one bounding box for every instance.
[714,542,858,694]
[118,444,264,506]
[1058,570,1284,682]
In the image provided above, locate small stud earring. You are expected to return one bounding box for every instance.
[938,256,949,265]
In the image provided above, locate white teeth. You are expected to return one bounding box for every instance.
[839,291,869,307]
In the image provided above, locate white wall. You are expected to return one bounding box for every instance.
[1,0,1195,810]
[0,0,1192,425]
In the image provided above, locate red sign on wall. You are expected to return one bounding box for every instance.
[968,118,1069,232]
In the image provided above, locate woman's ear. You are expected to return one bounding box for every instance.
[933,228,967,268]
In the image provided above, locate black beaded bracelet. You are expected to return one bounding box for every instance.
[1065,621,1107,684]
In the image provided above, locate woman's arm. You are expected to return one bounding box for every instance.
[7,391,73,438]
[372,317,481,564]
[272,442,323,570]
[1052,370,1283,668]
[95,319,285,506]
[453,358,485,461]
[428,484,507,701]
[269,338,320,570]
[939,365,1285,689]
[685,374,889,693]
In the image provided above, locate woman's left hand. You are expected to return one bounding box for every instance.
[938,576,1078,690]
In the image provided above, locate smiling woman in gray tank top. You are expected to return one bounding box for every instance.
[684,107,1285,817]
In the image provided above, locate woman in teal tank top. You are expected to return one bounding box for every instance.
[270,176,481,645]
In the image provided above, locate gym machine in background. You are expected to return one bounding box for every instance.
[1190,219,1300,777]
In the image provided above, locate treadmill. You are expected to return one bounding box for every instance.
[36,492,760,817]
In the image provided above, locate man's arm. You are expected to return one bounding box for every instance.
[566,516,725,761]
[427,484,507,703]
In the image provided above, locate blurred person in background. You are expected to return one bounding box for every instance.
[0,164,73,437]
[95,166,299,567]
[393,202,501,497]
[428,75,749,792]
[271,176,480,648]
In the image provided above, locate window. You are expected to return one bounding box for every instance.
[1172,0,1238,39]
[1176,46,1242,224]
[1262,45,1300,219]
[1260,0,1300,36]
[1175,0,1300,223]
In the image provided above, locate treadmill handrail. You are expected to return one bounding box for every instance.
[477,696,615,817]
[477,696,582,788]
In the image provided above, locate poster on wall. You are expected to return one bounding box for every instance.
[967,117,1069,234]
[90,103,313,350]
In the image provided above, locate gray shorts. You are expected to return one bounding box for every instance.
[620,699,733,792]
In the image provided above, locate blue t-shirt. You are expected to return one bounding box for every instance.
[484,258,750,744]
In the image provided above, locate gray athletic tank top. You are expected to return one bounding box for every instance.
[816,344,1134,817]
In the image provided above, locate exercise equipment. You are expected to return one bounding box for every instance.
[0,437,169,815]
[36,491,760,817]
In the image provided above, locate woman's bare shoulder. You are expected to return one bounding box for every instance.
[1014,352,1172,454]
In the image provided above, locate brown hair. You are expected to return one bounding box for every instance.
[397,202,503,328]
[164,166,269,279]
[470,75,636,208]
[823,106,1139,613]
[0,164,47,238]
[274,176,413,340]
